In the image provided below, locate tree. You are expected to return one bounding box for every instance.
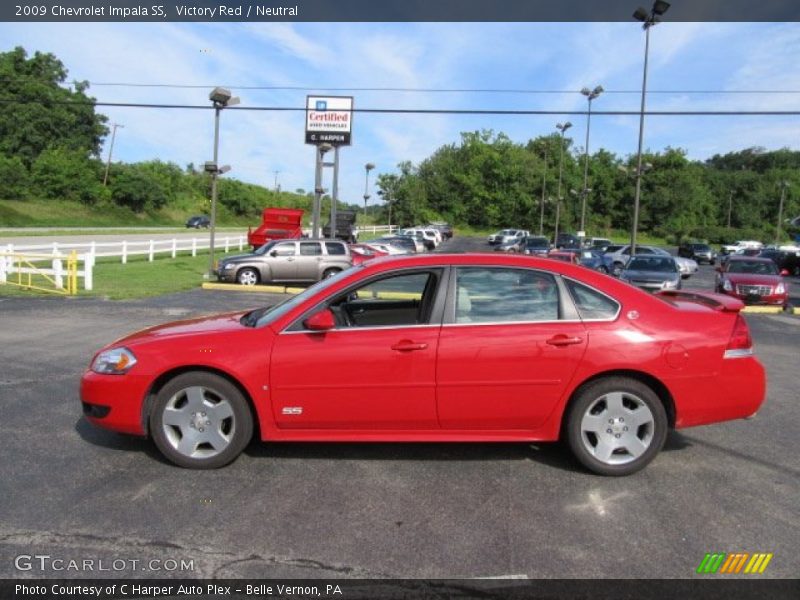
[30,147,104,203]
[0,47,108,167]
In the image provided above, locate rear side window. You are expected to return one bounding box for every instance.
[300,242,322,256]
[564,279,620,320]
[325,242,346,255]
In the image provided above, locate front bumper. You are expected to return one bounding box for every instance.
[80,370,150,436]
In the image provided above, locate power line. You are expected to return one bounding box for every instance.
[2,78,800,95]
[2,98,800,116]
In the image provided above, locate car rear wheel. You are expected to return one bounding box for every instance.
[237,268,259,286]
[322,268,341,279]
[565,377,667,476]
[150,372,253,469]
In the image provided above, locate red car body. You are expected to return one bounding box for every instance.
[548,250,580,264]
[716,256,789,307]
[349,243,389,266]
[247,207,304,250]
[81,253,766,474]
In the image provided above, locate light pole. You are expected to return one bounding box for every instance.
[776,181,790,243]
[273,170,280,192]
[312,143,333,239]
[555,122,572,243]
[206,87,240,279]
[579,85,603,235]
[630,0,670,255]
[363,163,375,217]
[539,146,548,236]
[102,122,124,186]
[727,190,734,229]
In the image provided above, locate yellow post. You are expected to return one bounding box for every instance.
[68,250,78,295]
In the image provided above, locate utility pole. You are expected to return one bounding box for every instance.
[539,146,548,236]
[103,123,123,186]
[776,181,789,244]
[727,190,733,229]
[273,170,280,192]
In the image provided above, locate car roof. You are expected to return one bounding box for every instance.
[727,256,772,263]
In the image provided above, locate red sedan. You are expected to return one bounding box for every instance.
[716,256,790,307]
[81,254,765,476]
[349,243,389,266]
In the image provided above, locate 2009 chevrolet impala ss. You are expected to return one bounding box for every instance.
[81,253,766,476]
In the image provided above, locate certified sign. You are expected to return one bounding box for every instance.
[305,96,353,145]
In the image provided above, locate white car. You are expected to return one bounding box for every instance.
[722,240,763,254]
[487,229,529,245]
[401,228,439,249]
[366,242,411,255]
[603,244,697,278]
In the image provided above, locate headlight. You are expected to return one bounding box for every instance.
[91,348,137,375]
[775,282,785,294]
[662,279,678,289]
[722,279,733,292]
[223,263,236,270]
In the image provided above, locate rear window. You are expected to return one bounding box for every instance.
[325,242,346,255]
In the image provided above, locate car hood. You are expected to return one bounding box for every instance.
[219,252,260,263]
[724,273,781,285]
[109,311,252,348]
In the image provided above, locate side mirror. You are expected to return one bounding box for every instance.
[269,250,278,257]
[304,309,336,331]
[780,269,790,276]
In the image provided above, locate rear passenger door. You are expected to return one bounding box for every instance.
[296,241,323,281]
[436,267,588,430]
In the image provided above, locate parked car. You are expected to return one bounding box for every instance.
[721,240,763,255]
[494,236,526,253]
[678,242,717,265]
[619,255,682,292]
[216,239,351,285]
[548,250,580,264]
[555,232,581,249]
[488,229,529,245]
[757,248,800,276]
[604,244,696,278]
[522,236,551,256]
[428,222,454,240]
[82,253,766,476]
[715,256,789,307]
[185,215,210,228]
[393,233,425,253]
[400,228,438,250]
[349,243,388,266]
[583,237,613,251]
[373,236,419,254]
[366,241,412,255]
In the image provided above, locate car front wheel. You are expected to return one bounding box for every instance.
[150,372,254,469]
[237,268,259,286]
[565,377,668,476]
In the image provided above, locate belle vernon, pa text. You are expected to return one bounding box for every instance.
[16,584,342,597]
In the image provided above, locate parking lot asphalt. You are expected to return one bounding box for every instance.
[1,240,798,580]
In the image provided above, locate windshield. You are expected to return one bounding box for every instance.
[727,260,778,275]
[247,267,357,328]
[604,245,624,253]
[692,244,711,251]
[627,257,677,272]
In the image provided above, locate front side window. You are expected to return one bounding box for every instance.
[454,267,559,324]
[273,243,296,257]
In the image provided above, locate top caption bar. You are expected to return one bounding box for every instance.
[3,0,800,22]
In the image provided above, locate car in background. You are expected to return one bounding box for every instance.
[604,244,696,278]
[82,252,766,476]
[185,215,210,228]
[547,250,580,264]
[555,232,581,249]
[619,255,681,292]
[366,241,413,255]
[216,239,351,285]
[584,237,613,251]
[494,236,526,253]
[428,222,454,240]
[522,236,551,256]
[715,256,789,307]
[380,234,423,253]
[488,229,529,245]
[349,243,388,265]
[721,240,763,255]
[400,228,438,250]
[757,247,800,276]
[678,242,717,265]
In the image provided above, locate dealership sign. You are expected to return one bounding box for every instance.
[305,96,353,145]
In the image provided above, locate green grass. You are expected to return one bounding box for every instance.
[0,227,246,238]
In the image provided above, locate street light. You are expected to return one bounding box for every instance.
[630,0,670,255]
[312,143,333,239]
[555,122,572,243]
[579,85,603,235]
[102,122,124,186]
[206,87,240,280]
[363,163,375,216]
[776,181,790,243]
[538,146,548,236]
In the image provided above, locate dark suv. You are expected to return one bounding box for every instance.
[186,215,210,228]
[678,242,716,265]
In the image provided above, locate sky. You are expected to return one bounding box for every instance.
[2,21,800,206]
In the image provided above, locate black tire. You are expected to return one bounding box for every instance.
[149,372,253,469]
[565,377,668,476]
[237,268,259,286]
[322,268,341,279]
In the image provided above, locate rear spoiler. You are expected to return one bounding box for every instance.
[654,290,744,312]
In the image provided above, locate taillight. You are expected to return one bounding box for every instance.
[724,314,753,358]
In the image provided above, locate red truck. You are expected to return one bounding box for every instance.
[247,207,305,250]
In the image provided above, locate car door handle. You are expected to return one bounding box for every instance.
[286,257,295,262]
[546,335,584,347]
[391,341,428,352]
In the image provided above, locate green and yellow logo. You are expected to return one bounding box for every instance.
[696,552,773,574]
